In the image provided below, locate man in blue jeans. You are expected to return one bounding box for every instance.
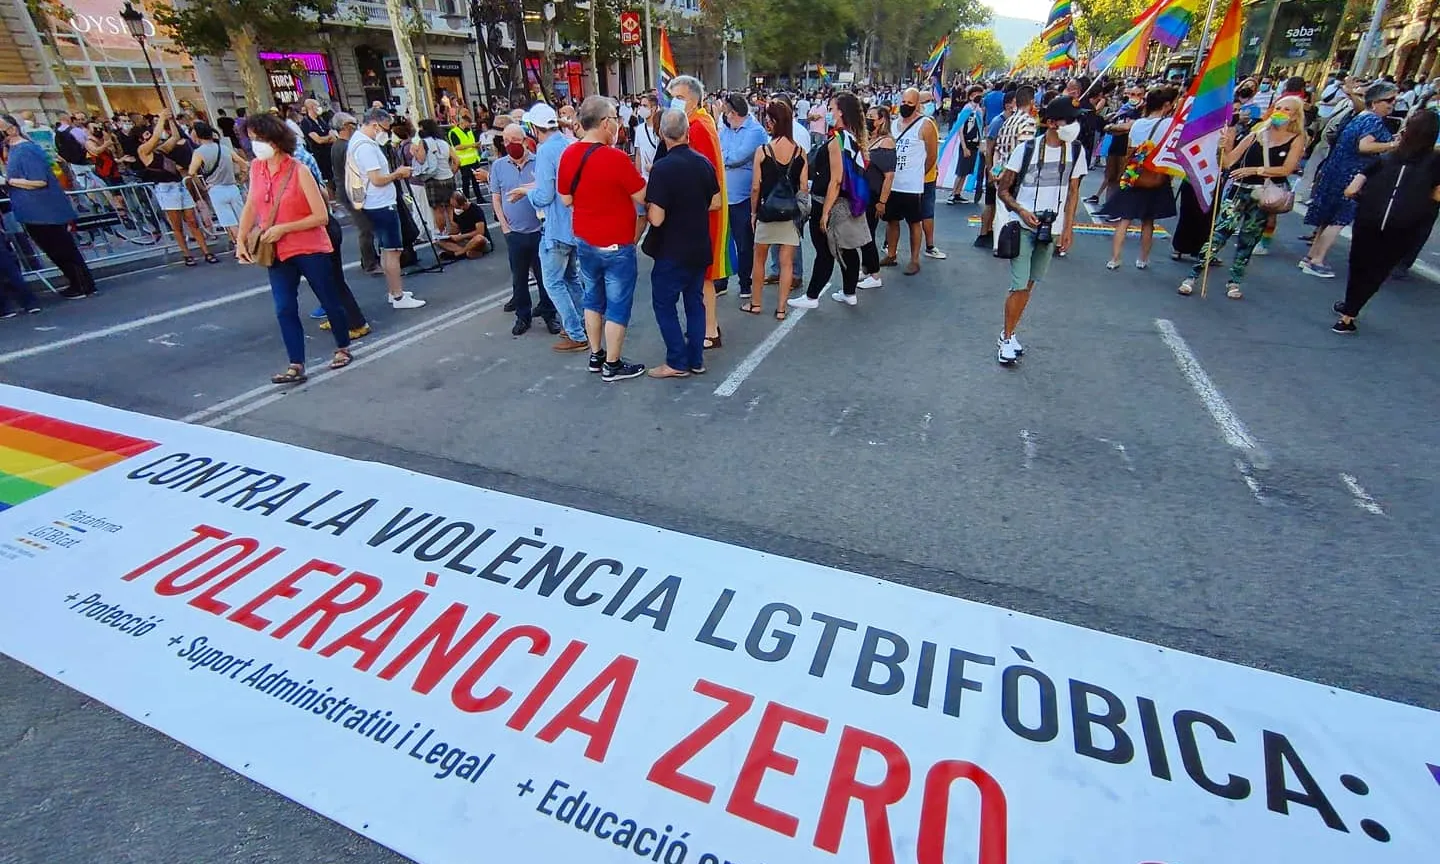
[522,103,589,352]
[558,96,649,382]
[644,109,721,378]
[715,93,766,301]
[491,123,558,337]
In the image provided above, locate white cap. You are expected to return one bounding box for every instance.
[523,103,559,129]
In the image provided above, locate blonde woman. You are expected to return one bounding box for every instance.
[1180,95,1304,300]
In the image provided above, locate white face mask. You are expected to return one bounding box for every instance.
[1056,121,1080,143]
[376,130,391,146]
[638,106,652,119]
[251,140,276,160]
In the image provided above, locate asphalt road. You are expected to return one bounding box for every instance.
[3,188,1439,863]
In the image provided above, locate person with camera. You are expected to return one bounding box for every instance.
[993,96,1087,366]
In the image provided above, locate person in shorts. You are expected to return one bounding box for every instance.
[187,121,247,249]
[346,107,425,309]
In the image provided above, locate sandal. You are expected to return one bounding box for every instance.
[203,253,219,264]
[271,364,307,385]
[774,309,787,321]
[183,256,197,267]
[739,303,762,315]
[703,327,722,350]
[879,255,898,268]
[329,348,353,370]
[1226,283,1243,300]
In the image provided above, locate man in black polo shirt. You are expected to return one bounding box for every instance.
[644,108,721,379]
[437,190,492,259]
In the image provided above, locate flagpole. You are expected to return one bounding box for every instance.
[1197,167,1225,299]
[1192,0,1221,77]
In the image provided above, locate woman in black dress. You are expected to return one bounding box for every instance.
[1103,87,1178,270]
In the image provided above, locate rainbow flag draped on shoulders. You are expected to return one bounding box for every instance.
[687,107,733,281]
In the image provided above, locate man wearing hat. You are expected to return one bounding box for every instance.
[993,95,1087,366]
[518,102,589,351]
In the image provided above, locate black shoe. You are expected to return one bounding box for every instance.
[588,351,605,373]
[714,285,729,297]
[60,287,89,300]
[601,359,645,382]
[973,233,992,248]
[1331,319,1357,334]
[542,315,562,335]
[503,300,518,313]
[0,310,16,319]
[511,317,531,336]
[1083,194,1100,204]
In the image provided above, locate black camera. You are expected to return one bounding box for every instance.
[1033,209,1058,245]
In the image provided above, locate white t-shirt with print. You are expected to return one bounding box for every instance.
[348,130,396,209]
[1001,137,1088,235]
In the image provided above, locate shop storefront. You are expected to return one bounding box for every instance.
[429,58,465,120]
[258,52,339,108]
[51,0,210,117]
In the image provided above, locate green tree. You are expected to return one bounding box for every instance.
[951,27,1007,74]
[1015,34,1048,72]
[1075,0,1148,56]
[151,0,339,112]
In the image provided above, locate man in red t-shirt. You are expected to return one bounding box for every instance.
[558,96,648,382]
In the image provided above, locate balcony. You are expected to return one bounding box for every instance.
[333,1,475,37]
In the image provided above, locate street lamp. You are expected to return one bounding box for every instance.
[120,1,168,111]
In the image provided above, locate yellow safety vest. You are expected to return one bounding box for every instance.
[449,126,480,166]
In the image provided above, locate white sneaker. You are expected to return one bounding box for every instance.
[997,337,1018,365]
[858,275,883,289]
[1105,259,1121,270]
[924,246,948,260]
[787,295,819,309]
[1252,243,1269,256]
[389,292,427,309]
[1007,334,1024,355]
[1135,259,1150,270]
[831,291,857,306]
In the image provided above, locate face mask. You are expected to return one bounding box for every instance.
[454,208,466,216]
[899,103,916,118]
[923,103,936,117]
[1259,84,1272,93]
[638,106,652,119]
[251,140,276,160]
[1269,111,1290,127]
[505,142,526,160]
[825,111,834,126]
[376,131,391,146]
[1056,121,1080,143]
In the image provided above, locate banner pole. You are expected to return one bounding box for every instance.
[1198,168,1224,299]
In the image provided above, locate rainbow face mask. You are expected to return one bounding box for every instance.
[1269,110,1291,127]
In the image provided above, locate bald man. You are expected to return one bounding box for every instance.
[884,87,944,274]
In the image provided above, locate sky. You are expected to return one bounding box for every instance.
[985,0,1051,23]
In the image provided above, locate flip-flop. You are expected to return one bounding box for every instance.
[739,303,762,314]
[774,309,787,321]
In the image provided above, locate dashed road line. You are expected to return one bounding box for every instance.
[1339,473,1386,516]
[1154,319,1265,460]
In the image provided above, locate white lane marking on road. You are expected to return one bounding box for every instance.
[148,332,181,348]
[921,412,933,444]
[525,375,556,395]
[1154,319,1265,459]
[1339,473,1385,516]
[1020,428,1037,469]
[1413,259,1440,284]
[713,306,809,397]
[0,260,362,365]
[829,405,856,438]
[745,395,762,417]
[183,290,509,426]
[1235,459,1268,505]
[1099,437,1134,472]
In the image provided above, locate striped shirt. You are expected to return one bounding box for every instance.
[994,111,1037,176]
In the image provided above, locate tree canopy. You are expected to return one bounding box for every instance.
[951,28,1008,74]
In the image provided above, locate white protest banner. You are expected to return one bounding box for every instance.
[1,382,1437,864]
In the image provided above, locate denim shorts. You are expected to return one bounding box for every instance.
[364,205,403,251]
[154,181,196,211]
[577,240,638,326]
[920,181,937,220]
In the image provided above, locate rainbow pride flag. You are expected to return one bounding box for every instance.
[657,28,677,105]
[1089,16,1153,72]
[1047,0,1072,25]
[0,406,157,511]
[1132,0,1199,48]
[923,36,949,78]
[1177,0,1240,147]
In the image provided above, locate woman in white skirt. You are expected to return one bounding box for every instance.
[746,100,808,319]
[1102,87,1179,270]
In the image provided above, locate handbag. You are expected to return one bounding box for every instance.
[1251,136,1294,214]
[757,145,802,223]
[244,161,295,267]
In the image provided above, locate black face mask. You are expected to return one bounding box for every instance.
[899,103,917,118]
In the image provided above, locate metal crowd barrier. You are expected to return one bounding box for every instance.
[9,175,239,291]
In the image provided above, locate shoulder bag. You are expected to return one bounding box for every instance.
[1251,136,1295,214]
[1126,119,1167,189]
[244,161,295,267]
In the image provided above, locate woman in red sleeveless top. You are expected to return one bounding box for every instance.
[236,114,352,384]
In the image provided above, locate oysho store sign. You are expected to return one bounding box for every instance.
[65,0,159,48]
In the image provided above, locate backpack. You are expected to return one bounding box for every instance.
[344,138,371,209]
[757,144,803,223]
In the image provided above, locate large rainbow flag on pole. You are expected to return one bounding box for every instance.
[1131,0,1201,47]
[657,28,677,105]
[1160,0,1241,211]
[1044,0,1077,71]
[923,35,950,78]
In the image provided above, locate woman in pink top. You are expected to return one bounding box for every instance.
[236,113,352,384]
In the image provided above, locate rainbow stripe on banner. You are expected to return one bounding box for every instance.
[0,406,157,511]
